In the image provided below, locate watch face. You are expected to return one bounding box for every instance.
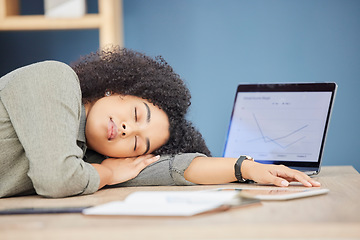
[244,155,254,161]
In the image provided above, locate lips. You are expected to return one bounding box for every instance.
[107,118,118,140]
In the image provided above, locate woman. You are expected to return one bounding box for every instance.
[0,47,319,198]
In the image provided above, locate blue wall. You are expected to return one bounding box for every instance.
[0,0,99,74]
[1,0,359,172]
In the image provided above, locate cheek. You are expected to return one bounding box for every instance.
[85,118,103,144]
[160,128,170,144]
[85,118,109,155]
[152,129,170,151]
[99,140,137,158]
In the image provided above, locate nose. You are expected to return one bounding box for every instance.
[119,122,136,137]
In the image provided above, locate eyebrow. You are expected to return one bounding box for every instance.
[143,102,151,123]
[143,102,151,154]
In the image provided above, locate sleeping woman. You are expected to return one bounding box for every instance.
[0,47,320,198]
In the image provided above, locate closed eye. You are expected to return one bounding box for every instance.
[134,136,137,151]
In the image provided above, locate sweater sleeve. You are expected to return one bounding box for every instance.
[110,153,206,187]
[0,61,100,198]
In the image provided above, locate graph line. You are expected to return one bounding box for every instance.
[248,114,308,149]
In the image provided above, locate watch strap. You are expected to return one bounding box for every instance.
[234,155,253,183]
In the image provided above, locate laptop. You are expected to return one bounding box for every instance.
[223,82,337,175]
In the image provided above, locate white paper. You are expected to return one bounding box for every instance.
[83,191,239,216]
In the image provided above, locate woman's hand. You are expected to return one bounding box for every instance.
[92,155,160,189]
[241,160,321,187]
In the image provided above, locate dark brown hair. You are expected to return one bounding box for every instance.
[71,47,211,156]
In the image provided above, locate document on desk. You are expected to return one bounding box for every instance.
[83,190,260,217]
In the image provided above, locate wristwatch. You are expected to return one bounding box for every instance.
[234,155,254,183]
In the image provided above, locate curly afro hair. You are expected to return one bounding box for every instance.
[71,47,211,156]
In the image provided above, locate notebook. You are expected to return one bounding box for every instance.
[223,82,337,175]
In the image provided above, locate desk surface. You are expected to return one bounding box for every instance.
[0,166,359,240]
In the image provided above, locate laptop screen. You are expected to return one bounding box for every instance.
[223,83,337,169]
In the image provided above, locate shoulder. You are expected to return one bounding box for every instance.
[27,61,79,90]
[1,61,82,117]
[1,60,81,101]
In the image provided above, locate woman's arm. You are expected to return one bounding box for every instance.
[108,153,205,187]
[184,157,238,184]
[184,157,321,187]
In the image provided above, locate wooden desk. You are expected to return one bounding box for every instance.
[0,166,359,239]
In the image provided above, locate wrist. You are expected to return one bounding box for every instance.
[91,163,113,189]
[234,155,254,182]
[240,159,255,180]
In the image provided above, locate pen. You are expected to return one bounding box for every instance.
[0,206,91,215]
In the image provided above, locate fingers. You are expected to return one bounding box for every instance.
[134,154,160,169]
[251,163,322,187]
[283,169,321,187]
[265,174,290,187]
[269,165,321,187]
[101,155,162,185]
[144,155,161,165]
[309,179,321,187]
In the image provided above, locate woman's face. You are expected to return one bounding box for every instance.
[84,94,170,158]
